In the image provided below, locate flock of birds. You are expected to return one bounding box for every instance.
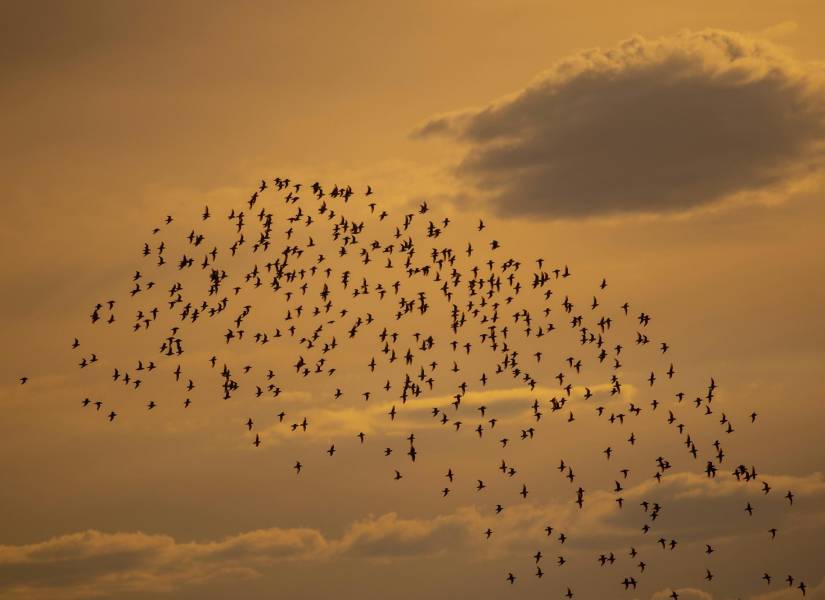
[19,177,807,597]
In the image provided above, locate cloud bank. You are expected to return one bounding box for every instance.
[2,471,823,598]
[415,29,825,218]
[0,511,478,599]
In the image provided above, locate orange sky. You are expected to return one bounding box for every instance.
[1,2,824,599]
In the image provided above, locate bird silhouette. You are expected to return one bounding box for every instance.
[54,176,808,597]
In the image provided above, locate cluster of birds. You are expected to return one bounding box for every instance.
[19,177,807,597]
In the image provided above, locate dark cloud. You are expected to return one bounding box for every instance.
[415,29,825,219]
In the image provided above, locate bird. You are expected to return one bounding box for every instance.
[54,174,802,599]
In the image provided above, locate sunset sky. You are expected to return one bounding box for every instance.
[1,2,824,599]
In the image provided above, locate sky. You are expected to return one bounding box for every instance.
[1,1,824,599]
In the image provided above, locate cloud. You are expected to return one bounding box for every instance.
[591,470,825,547]
[334,511,476,559]
[1,471,823,598]
[260,382,637,443]
[414,29,825,219]
[0,527,326,598]
[0,510,479,599]
[751,577,825,600]
[651,588,713,600]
